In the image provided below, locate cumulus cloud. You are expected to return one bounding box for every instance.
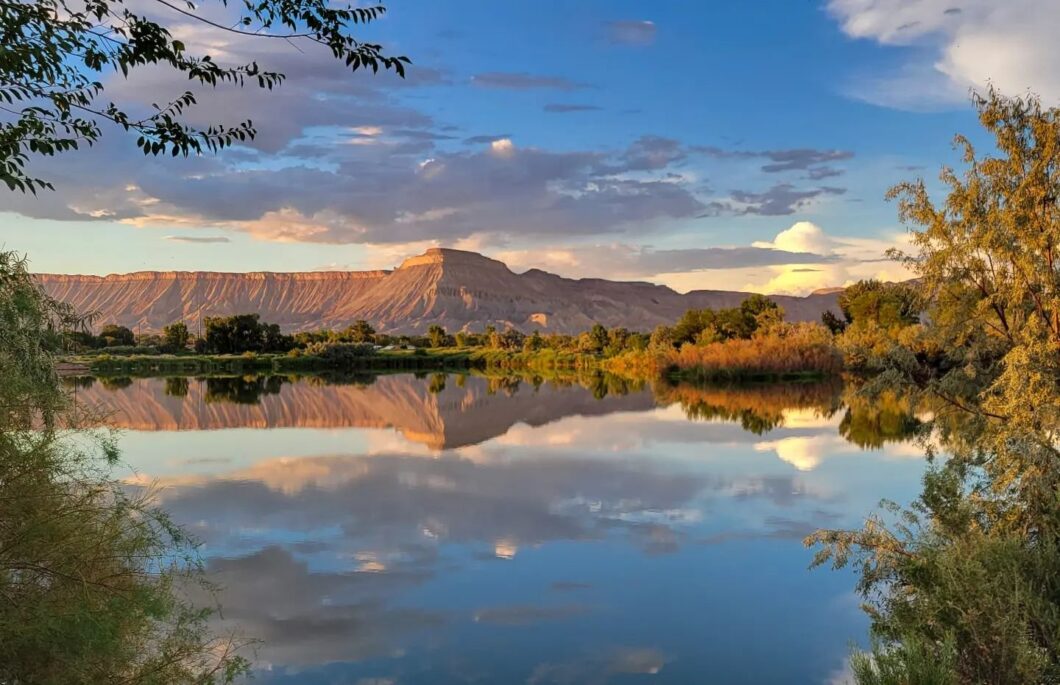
[828,0,1060,108]
[489,137,516,157]
[752,221,838,254]
[605,20,657,46]
[470,72,585,90]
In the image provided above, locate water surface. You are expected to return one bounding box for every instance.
[75,373,926,684]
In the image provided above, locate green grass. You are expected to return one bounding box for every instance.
[74,349,477,377]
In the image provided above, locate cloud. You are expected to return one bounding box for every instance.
[752,221,838,254]
[703,184,846,216]
[697,146,854,176]
[543,103,603,113]
[827,0,1060,108]
[489,138,516,157]
[605,20,657,46]
[628,222,916,296]
[470,72,585,90]
[463,133,513,144]
[163,235,231,244]
[758,149,854,173]
[497,242,838,280]
[4,134,708,245]
[613,135,687,171]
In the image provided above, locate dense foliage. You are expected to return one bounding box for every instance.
[0,251,249,683]
[808,89,1060,684]
[0,0,408,191]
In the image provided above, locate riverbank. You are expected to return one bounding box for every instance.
[70,331,843,382]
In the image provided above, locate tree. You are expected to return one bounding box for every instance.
[821,309,847,335]
[344,320,376,344]
[0,0,409,192]
[98,323,134,346]
[586,323,609,353]
[650,324,675,349]
[837,280,920,328]
[808,90,1060,684]
[523,330,543,352]
[0,251,249,682]
[161,321,190,352]
[261,322,293,352]
[427,324,447,348]
[202,313,266,353]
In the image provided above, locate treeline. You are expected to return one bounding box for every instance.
[72,292,859,381]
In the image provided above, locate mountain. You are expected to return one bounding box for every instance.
[37,247,842,334]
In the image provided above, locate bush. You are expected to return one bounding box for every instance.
[610,322,842,380]
[304,341,374,365]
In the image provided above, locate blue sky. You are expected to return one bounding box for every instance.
[0,0,1048,293]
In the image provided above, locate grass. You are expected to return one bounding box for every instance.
[74,349,476,376]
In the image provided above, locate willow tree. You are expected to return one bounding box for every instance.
[0,251,250,683]
[809,90,1060,684]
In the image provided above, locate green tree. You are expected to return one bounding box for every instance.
[523,330,544,352]
[161,321,190,352]
[838,280,920,328]
[585,323,608,353]
[344,319,376,344]
[202,313,266,353]
[808,90,1060,684]
[98,323,134,346]
[427,324,448,348]
[0,251,249,682]
[821,309,847,334]
[0,0,408,192]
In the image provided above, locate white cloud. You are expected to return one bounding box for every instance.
[489,138,516,158]
[752,221,837,255]
[351,126,383,136]
[828,0,1060,108]
[494,221,914,296]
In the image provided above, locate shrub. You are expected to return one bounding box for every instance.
[304,341,374,364]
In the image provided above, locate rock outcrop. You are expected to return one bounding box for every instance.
[38,247,842,333]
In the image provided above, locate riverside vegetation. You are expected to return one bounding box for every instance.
[0,252,250,683]
[6,88,1060,684]
[67,292,853,381]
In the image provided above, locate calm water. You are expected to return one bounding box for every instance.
[73,373,926,684]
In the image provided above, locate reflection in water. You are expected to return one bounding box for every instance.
[69,373,656,449]
[84,373,927,684]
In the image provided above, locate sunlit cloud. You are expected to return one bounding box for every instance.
[828,0,1060,108]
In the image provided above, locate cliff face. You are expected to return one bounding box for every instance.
[37,247,842,333]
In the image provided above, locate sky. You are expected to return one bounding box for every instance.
[1,0,1056,294]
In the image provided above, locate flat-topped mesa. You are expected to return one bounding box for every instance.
[37,247,845,334]
[398,247,512,272]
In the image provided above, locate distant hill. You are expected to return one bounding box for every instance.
[37,247,843,334]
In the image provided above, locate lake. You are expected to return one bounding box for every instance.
[70,373,926,684]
